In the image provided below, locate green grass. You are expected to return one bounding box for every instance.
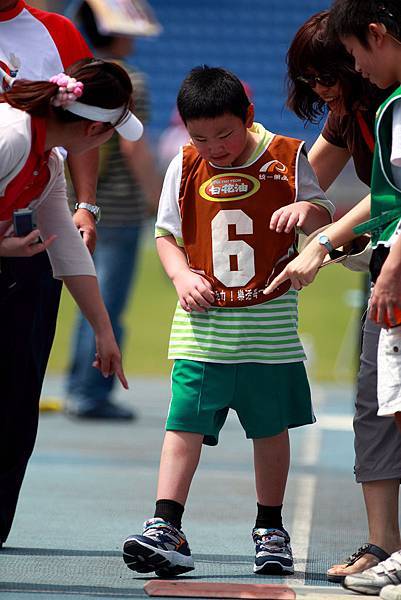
[48,239,364,382]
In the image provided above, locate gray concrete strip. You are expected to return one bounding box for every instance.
[0,378,381,600]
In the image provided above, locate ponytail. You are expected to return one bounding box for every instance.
[0,80,59,117]
[0,58,134,123]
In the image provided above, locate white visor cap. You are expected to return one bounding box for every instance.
[114,110,144,141]
[65,101,143,141]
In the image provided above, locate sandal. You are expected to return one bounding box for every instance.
[327,543,390,583]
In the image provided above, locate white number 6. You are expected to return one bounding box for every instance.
[211,209,255,287]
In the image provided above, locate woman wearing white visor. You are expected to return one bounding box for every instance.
[0,57,142,547]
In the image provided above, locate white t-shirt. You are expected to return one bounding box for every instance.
[0,1,91,91]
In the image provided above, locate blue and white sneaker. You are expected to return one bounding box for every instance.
[252,527,294,575]
[123,517,194,577]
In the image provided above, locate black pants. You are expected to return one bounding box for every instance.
[0,252,61,542]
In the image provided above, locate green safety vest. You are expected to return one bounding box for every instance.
[354,86,401,246]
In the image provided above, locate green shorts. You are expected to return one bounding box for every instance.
[166,360,314,445]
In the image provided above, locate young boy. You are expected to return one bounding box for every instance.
[122,66,333,577]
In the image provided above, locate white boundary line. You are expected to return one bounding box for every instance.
[290,428,321,585]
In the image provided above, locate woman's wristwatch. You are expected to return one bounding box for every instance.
[318,234,334,254]
[74,202,101,224]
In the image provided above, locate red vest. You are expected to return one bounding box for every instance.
[179,135,303,307]
[0,116,50,220]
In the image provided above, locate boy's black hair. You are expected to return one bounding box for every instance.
[329,0,401,47]
[177,65,250,124]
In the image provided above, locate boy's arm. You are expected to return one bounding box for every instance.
[155,152,214,313]
[156,235,214,312]
[270,150,335,235]
[270,201,331,236]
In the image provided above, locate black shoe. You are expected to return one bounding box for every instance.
[252,527,294,575]
[66,401,136,421]
[123,518,195,576]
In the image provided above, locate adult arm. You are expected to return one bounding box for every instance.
[119,135,162,214]
[308,134,351,191]
[63,274,128,387]
[370,100,401,326]
[369,235,401,326]
[36,165,127,386]
[55,14,99,253]
[265,192,371,293]
[67,148,99,254]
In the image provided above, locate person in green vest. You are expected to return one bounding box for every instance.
[265,1,401,598]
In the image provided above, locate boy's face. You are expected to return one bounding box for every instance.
[186,106,254,167]
[342,26,399,89]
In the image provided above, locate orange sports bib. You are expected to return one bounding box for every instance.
[179,135,303,307]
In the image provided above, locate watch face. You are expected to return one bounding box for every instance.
[319,235,329,244]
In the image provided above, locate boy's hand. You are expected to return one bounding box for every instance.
[0,230,57,257]
[270,201,319,234]
[172,270,215,312]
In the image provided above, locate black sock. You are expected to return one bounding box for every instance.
[255,503,283,530]
[154,499,184,530]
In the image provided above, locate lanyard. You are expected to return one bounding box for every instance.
[353,207,401,235]
[356,110,375,153]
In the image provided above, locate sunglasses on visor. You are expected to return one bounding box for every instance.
[296,73,337,88]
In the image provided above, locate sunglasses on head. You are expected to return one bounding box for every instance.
[296,73,337,88]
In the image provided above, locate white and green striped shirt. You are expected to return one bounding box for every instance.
[168,290,305,363]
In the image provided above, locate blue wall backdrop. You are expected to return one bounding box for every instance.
[66,1,331,147]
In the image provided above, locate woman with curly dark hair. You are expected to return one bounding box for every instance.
[285,10,401,584]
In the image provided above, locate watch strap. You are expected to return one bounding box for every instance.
[318,234,334,254]
[74,202,100,223]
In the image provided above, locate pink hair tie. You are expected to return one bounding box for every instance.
[50,73,84,108]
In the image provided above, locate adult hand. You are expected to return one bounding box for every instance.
[73,209,97,254]
[172,270,215,312]
[263,241,327,294]
[369,261,401,327]
[270,201,315,233]
[0,230,56,257]
[92,332,129,389]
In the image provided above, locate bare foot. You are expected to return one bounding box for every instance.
[327,553,382,577]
